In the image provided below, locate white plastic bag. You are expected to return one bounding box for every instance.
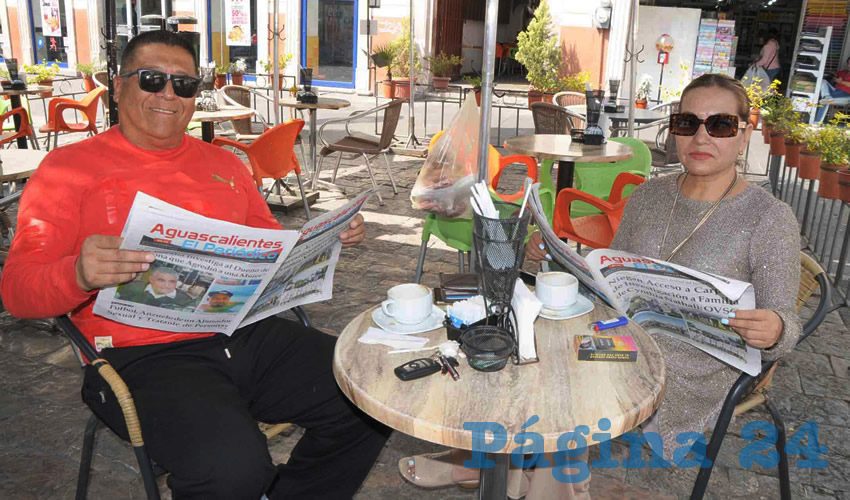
[410,93,481,218]
[741,64,770,93]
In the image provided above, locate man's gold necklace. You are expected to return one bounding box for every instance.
[659,172,738,261]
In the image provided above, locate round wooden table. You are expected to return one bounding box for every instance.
[0,149,48,182]
[191,105,255,143]
[0,86,53,149]
[278,97,350,189]
[334,302,665,499]
[503,134,634,193]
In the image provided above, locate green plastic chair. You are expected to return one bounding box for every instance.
[570,137,651,219]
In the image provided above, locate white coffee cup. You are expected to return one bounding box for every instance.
[381,284,433,324]
[535,272,578,310]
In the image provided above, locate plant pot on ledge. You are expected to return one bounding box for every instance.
[381,80,395,99]
[784,142,803,168]
[215,73,227,89]
[818,164,843,199]
[748,109,760,129]
[394,79,413,99]
[799,150,822,180]
[39,79,54,98]
[839,169,850,203]
[83,75,96,93]
[769,131,787,156]
[762,124,772,145]
[231,72,244,86]
[635,98,648,109]
[432,76,451,91]
[474,89,481,106]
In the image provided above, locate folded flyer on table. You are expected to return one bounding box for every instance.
[93,189,375,335]
[528,184,761,375]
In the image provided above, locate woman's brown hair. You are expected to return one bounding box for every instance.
[680,73,751,120]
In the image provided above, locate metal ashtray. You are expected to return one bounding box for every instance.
[459,325,515,372]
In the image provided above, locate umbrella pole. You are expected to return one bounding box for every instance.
[405,0,419,147]
[476,0,499,184]
[626,0,637,137]
[272,0,280,125]
[105,0,118,126]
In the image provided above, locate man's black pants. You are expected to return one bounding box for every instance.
[82,317,391,499]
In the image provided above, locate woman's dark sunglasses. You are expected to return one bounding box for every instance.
[669,113,742,138]
[119,69,201,98]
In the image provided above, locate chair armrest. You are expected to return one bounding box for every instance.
[608,172,646,205]
[53,101,91,129]
[319,104,391,147]
[493,155,538,191]
[801,271,832,341]
[212,137,251,155]
[553,188,615,239]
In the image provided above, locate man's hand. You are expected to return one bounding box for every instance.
[75,235,155,292]
[525,231,551,263]
[339,213,366,248]
[726,309,784,349]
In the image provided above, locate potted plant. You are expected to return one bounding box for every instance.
[784,121,808,168]
[229,59,247,86]
[635,75,652,109]
[561,70,591,93]
[392,18,422,99]
[813,119,850,199]
[799,125,822,181]
[763,96,795,156]
[371,42,398,98]
[427,52,462,91]
[262,53,294,89]
[743,77,779,129]
[76,61,103,92]
[289,85,298,98]
[24,62,60,97]
[515,0,562,107]
[215,63,228,89]
[464,75,482,106]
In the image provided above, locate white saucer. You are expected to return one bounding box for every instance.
[371,305,446,335]
[538,295,595,320]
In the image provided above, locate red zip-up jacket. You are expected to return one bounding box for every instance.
[0,128,280,348]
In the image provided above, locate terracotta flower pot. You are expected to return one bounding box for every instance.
[818,164,842,199]
[635,98,648,109]
[231,72,244,86]
[268,73,285,89]
[381,80,395,99]
[839,169,850,203]
[769,131,786,156]
[215,74,227,89]
[784,142,802,168]
[432,76,450,91]
[39,79,53,98]
[799,150,822,180]
[83,75,96,93]
[474,89,481,107]
[762,124,772,145]
[528,89,544,108]
[394,79,413,99]
[748,109,760,129]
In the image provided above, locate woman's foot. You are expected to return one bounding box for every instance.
[398,450,479,489]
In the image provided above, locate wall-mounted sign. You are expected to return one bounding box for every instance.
[40,0,62,37]
[225,0,251,46]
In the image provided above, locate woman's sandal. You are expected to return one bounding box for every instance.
[398,451,480,489]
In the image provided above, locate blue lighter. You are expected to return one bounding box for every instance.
[589,316,629,332]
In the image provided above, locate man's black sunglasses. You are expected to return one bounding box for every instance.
[119,69,201,98]
[669,113,744,138]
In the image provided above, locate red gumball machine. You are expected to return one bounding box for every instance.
[656,34,674,102]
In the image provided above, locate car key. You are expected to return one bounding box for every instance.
[395,358,442,381]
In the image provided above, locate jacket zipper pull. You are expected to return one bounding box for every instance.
[224,347,232,359]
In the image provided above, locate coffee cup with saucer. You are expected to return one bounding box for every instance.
[535,272,595,320]
[373,284,446,334]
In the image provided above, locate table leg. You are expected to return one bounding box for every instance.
[10,95,27,149]
[556,160,576,193]
[478,453,508,500]
[201,122,214,143]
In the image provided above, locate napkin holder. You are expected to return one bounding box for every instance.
[603,103,624,113]
[297,67,318,104]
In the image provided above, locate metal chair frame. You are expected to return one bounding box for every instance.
[60,307,313,500]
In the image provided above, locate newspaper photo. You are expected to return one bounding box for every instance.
[93,190,374,335]
[527,184,761,375]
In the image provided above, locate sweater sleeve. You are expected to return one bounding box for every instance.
[0,153,96,318]
[749,200,801,360]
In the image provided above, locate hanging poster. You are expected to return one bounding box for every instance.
[225,0,251,46]
[40,0,62,37]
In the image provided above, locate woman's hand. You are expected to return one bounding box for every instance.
[524,231,550,263]
[725,309,784,348]
[339,213,366,248]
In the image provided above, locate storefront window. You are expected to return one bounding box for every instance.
[210,0,258,73]
[28,0,69,66]
[302,0,357,87]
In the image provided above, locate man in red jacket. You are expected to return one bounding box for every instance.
[0,30,388,499]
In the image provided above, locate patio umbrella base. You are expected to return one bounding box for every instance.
[266,191,320,213]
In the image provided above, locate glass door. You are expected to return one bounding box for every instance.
[209,0,258,75]
[301,0,357,88]
[27,0,70,66]
[116,0,173,66]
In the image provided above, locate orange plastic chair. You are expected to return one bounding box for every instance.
[428,130,537,202]
[552,172,645,249]
[212,119,312,219]
[39,87,106,150]
[0,107,40,149]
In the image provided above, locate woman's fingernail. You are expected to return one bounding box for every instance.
[141,263,149,271]
[545,253,552,260]
[721,318,729,325]
[538,244,545,250]
[728,312,736,318]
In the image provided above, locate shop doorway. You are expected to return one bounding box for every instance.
[209,0,259,75]
[27,0,70,67]
[301,0,357,88]
[115,0,175,64]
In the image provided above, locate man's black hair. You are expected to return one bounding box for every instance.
[210,290,233,297]
[120,30,198,72]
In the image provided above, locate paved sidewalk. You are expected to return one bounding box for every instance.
[1,88,847,499]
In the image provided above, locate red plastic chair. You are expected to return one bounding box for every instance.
[552,172,645,249]
[0,107,39,149]
[39,87,106,150]
[212,119,311,219]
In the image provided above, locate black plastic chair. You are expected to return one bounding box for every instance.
[690,252,832,500]
[58,306,313,500]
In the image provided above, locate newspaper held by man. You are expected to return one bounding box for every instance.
[93,190,374,335]
[527,184,761,375]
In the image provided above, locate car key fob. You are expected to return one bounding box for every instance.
[395,358,441,381]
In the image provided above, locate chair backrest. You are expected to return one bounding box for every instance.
[0,107,33,145]
[221,85,255,135]
[574,137,651,198]
[378,99,404,150]
[54,87,106,131]
[531,102,573,134]
[554,91,586,107]
[93,71,109,107]
[244,119,305,186]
